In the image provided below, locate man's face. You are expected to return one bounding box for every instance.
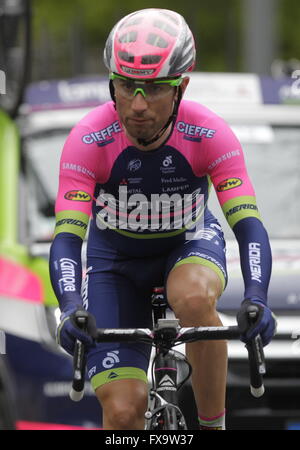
[113,76,189,145]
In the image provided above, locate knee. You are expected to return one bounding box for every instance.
[97,381,148,429]
[167,270,220,326]
[106,401,146,429]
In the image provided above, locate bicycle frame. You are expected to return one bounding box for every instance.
[145,313,185,429]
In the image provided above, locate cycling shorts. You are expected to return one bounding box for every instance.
[84,222,227,391]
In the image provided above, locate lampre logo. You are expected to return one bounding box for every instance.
[64,190,91,202]
[217,178,243,192]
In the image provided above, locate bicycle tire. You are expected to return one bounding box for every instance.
[0,0,31,118]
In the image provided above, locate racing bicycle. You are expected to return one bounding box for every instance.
[69,287,266,430]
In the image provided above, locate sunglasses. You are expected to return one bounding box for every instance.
[110,73,183,102]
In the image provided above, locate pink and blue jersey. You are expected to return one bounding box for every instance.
[54,100,259,248]
[49,98,272,389]
[50,98,271,312]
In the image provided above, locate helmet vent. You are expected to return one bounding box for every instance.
[119,31,137,43]
[146,33,168,48]
[118,51,135,63]
[119,17,142,29]
[141,55,162,65]
[153,20,178,37]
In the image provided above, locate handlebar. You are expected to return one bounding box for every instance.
[69,309,266,401]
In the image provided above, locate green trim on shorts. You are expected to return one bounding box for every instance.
[173,256,226,292]
[91,367,148,390]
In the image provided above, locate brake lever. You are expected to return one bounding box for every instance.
[246,305,266,398]
[69,310,88,402]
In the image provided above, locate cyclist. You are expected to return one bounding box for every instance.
[49,8,276,430]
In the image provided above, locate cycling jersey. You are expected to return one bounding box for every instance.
[53,99,260,255]
[49,98,272,389]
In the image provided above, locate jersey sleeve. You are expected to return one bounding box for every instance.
[49,124,99,312]
[205,117,260,228]
[54,124,99,240]
[204,117,272,303]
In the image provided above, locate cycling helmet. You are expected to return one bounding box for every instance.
[104,8,196,79]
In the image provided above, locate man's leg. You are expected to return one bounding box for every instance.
[84,254,157,430]
[166,263,227,426]
[96,378,148,430]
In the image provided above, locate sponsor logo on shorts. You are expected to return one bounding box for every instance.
[102,351,120,369]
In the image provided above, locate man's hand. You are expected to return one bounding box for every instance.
[56,305,97,355]
[237,298,277,347]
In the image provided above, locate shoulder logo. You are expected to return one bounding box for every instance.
[64,190,91,202]
[82,120,122,146]
[217,178,243,192]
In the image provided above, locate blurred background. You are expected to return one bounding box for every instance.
[31,0,300,80]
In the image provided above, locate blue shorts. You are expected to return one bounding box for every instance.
[84,222,227,390]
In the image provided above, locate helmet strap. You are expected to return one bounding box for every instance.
[109,79,116,106]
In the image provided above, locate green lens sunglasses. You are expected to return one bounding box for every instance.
[110,73,183,100]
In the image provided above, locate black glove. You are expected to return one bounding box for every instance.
[56,305,97,355]
[237,298,277,346]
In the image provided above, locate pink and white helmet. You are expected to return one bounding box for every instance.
[103,8,196,79]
